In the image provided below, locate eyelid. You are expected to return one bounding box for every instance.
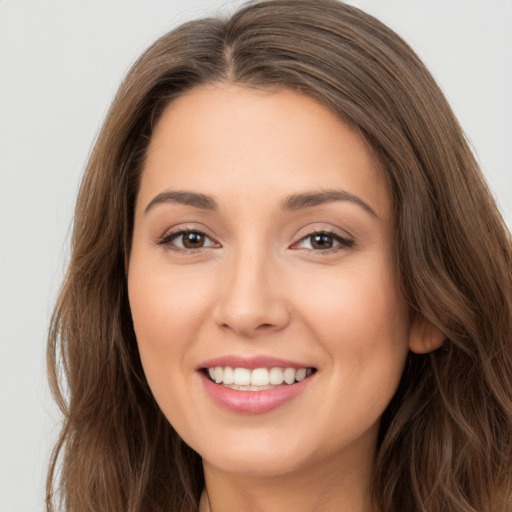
[155,224,353,254]
[290,228,355,253]
[156,225,221,251]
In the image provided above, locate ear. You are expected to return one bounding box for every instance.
[408,315,445,354]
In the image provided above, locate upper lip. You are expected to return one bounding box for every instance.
[198,355,315,370]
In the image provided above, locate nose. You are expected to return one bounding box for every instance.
[213,250,291,338]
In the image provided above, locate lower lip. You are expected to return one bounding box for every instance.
[200,372,314,414]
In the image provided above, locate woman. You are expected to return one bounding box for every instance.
[46,0,512,510]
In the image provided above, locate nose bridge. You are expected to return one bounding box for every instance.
[214,240,289,336]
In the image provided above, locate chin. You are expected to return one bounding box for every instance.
[202,445,313,478]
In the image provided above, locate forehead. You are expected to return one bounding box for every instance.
[139,83,390,220]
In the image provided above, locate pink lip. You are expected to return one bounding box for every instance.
[199,372,315,416]
[201,375,312,414]
[198,355,313,370]
[198,355,317,414]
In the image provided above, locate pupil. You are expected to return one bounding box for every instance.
[312,234,333,249]
[183,232,204,248]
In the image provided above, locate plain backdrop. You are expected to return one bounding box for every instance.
[1,1,511,510]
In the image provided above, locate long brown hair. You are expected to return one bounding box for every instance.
[47,1,512,510]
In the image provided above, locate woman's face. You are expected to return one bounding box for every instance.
[128,84,413,477]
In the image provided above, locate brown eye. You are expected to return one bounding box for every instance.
[182,232,206,248]
[159,230,218,251]
[293,231,354,252]
[310,234,334,249]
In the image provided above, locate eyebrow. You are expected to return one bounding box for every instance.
[144,188,377,218]
[281,190,378,218]
[145,191,217,213]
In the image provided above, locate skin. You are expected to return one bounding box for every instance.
[128,84,442,512]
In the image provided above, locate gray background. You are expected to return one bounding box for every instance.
[1,1,511,510]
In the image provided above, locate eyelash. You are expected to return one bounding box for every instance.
[157,229,354,254]
[291,230,354,253]
[157,229,219,253]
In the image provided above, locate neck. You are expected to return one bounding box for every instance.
[199,446,378,512]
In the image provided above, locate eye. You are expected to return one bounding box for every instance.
[158,230,219,251]
[292,231,354,252]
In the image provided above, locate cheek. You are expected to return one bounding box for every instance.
[127,260,211,400]
[127,262,216,443]
[295,261,410,405]
[299,260,408,344]
[129,260,212,343]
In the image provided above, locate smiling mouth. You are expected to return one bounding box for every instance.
[203,366,317,391]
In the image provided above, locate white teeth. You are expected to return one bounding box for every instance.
[222,366,234,385]
[296,368,307,381]
[225,384,275,391]
[269,367,284,385]
[251,368,270,386]
[283,368,296,384]
[233,367,251,386]
[206,366,313,387]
